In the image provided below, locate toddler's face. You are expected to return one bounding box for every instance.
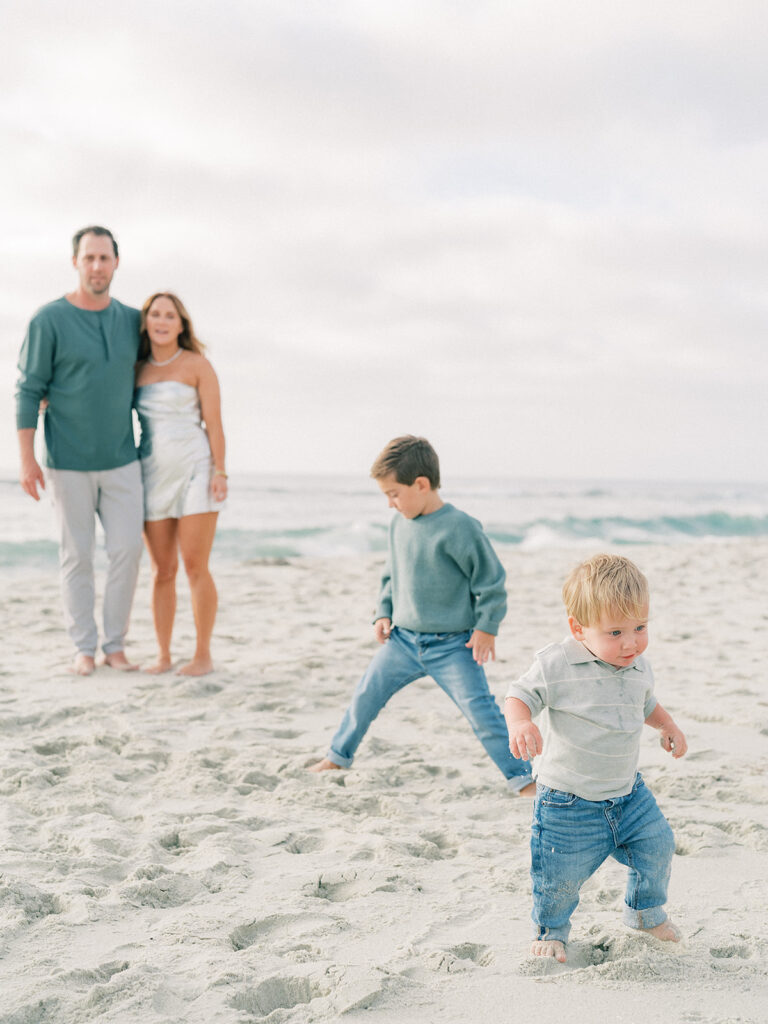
[569,607,649,668]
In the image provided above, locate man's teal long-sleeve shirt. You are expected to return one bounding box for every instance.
[374,503,507,635]
[16,297,140,471]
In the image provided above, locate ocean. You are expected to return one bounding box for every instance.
[2,474,767,572]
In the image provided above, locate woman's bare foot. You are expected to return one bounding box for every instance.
[176,657,214,677]
[69,653,95,676]
[531,939,567,962]
[518,781,537,797]
[642,920,681,943]
[308,758,343,773]
[103,651,139,671]
[143,657,173,675]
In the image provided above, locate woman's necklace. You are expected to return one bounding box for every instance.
[148,347,183,367]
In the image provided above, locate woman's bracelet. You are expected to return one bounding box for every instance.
[213,470,228,479]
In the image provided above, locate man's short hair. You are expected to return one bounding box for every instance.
[72,226,119,259]
[562,554,649,625]
[370,435,441,488]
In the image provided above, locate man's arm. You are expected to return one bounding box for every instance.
[18,428,45,501]
[16,310,53,500]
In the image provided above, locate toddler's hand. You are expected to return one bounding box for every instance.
[659,725,687,758]
[374,618,391,644]
[509,721,543,761]
[467,629,495,664]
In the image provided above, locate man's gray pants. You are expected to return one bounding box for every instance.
[46,462,144,657]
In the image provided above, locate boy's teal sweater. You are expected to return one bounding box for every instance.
[16,297,140,471]
[374,503,507,635]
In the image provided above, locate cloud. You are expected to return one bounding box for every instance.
[2,1,767,481]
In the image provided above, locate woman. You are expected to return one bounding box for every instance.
[135,292,227,676]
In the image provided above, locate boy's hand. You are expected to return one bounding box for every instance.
[467,629,495,664]
[508,721,543,761]
[374,618,392,644]
[659,724,687,759]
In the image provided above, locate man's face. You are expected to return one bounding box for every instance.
[73,233,118,297]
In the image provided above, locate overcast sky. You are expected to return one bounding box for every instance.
[2,0,766,481]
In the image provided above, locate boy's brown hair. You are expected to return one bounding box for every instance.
[370,435,441,488]
[562,554,649,625]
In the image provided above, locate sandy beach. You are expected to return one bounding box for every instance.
[2,540,767,1023]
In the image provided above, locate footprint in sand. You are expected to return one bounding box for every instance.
[119,866,207,908]
[303,869,404,903]
[0,878,64,924]
[229,975,330,1018]
[229,912,328,951]
[427,942,494,972]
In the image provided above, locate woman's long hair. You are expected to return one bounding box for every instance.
[138,292,205,361]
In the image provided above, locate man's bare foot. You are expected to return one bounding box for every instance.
[641,920,681,943]
[176,657,213,677]
[69,653,95,676]
[143,657,173,675]
[103,651,139,672]
[308,758,343,773]
[531,939,567,962]
[518,781,537,797]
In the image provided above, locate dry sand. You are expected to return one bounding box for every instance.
[1,540,767,1023]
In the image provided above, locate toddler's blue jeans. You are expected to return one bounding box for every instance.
[326,626,533,791]
[530,774,676,945]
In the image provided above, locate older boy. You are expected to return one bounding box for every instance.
[505,554,687,963]
[310,435,533,794]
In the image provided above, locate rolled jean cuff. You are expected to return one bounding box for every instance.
[326,749,353,768]
[533,925,568,945]
[623,904,667,931]
[507,774,534,794]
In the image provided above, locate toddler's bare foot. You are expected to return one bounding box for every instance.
[518,781,537,797]
[642,920,681,943]
[69,653,95,676]
[308,758,343,773]
[176,657,214,677]
[531,939,567,962]
[143,657,173,675]
[103,651,139,671]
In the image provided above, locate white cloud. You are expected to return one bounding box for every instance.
[2,1,767,481]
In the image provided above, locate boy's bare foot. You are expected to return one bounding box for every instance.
[143,657,173,675]
[308,758,343,773]
[518,781,537,797]
[103,651,139,671]
[176,657,213,677]
[69,653,95,676]
[531,939,567,962]
[641,920,681,943]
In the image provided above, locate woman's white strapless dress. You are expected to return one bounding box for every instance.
[135,381,222,521]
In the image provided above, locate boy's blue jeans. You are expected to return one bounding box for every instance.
[326,626,533,791]
[530,774,675,945]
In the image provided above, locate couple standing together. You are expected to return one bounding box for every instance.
[15,226,227,677]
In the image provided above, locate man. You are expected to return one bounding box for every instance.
[16,226,144,675]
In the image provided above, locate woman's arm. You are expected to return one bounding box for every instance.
[197,358,227,501]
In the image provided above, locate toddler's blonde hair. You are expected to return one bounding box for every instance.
[562,554,649,626]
